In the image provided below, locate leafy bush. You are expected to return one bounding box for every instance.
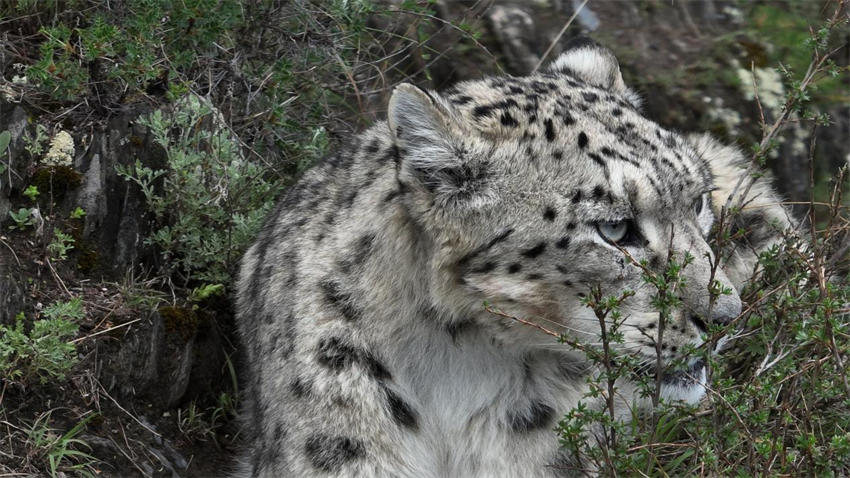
[551,4,850,474]
[117,95,280,285]
[0,298,83,385]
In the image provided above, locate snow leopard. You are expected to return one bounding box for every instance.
[234,38,792,477]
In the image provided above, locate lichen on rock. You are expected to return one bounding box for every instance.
[43,130,75,167]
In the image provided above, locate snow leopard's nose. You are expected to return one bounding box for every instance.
[708,291,742,325]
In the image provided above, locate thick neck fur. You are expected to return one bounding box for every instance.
[325,160,587,475]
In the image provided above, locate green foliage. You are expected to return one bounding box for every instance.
[553,5,850,474]
[177,352,239,444]
[23,123,48,158]
[117,95,280,284]
[0,130,10,153]
[25,412,100,478]
[47,228,75,261]
[69,207,85,219]
[23,185,39,202]
[8,207,34,230]
[25,0,243,103]
[749,4,844,99]
[189,283,225,303]
[0,299,81,385]
[43,297,84,322]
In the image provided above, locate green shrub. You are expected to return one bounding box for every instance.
[0,298,83,385]
[117,95,280,285]
[552,4,850,474]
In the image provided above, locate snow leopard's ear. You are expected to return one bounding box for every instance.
[548,37,642,110]
[388,83,491,207]
[687,133,798,290]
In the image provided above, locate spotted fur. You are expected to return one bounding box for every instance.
[234,39,792,477]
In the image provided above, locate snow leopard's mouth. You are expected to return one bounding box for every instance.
[660,358,706,386]
[632,358,706,386]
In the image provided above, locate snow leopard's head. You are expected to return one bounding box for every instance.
[387,38,791,403]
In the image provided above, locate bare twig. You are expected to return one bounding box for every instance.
[70,317,142,344]
[533,0,589,73]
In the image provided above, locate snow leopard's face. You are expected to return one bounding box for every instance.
[388,39,742,403]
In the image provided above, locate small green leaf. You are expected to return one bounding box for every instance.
[23,185,39,202]
[0,130,10,152]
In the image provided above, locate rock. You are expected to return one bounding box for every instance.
[488,6,541,74]
[102,307,229,408]
[0,245,24,326]
[72,112,162,275]
[0,101,29,225]
[569,0,600,32]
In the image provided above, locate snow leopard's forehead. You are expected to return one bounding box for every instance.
[440,73,714,210]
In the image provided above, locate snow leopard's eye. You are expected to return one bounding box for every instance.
[596,220,629,244]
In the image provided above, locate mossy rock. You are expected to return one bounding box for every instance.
[75,245,99,273]
[30,165,83,203]
[159,305,200,341]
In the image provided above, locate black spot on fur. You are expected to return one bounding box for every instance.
[507,263,522,274]
[600,147,615,158]
[472,261,497,274]
[526,273,543,280]
[555,237,570,249]
[501,112,518,127]
[571,190,582,203]
[383,185,406,203]
[305,435,365,472]
[445,319,475,340]
[473,105,492,117]
[562,111,576,126]
[508,401,555,433]
[365,139,380,153]
[592,185,606,199]
[556,264,570,274]
[544,118,556,141]
[384,388,418,429]
[582,92,598,102]
[543,206,557,221]
[363,351,392,381]
[578,132,588,149]
[649,253,663,270]
[612,108,622,116]
[473,99,518,118]
[522,242,547,258]
[452,95,473,105]
[553,150,563,160]
[320,280,361,321]
[339,233,376,274]
[291,377,312,398]
[588,153,607,172]
[316,337,360,371]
